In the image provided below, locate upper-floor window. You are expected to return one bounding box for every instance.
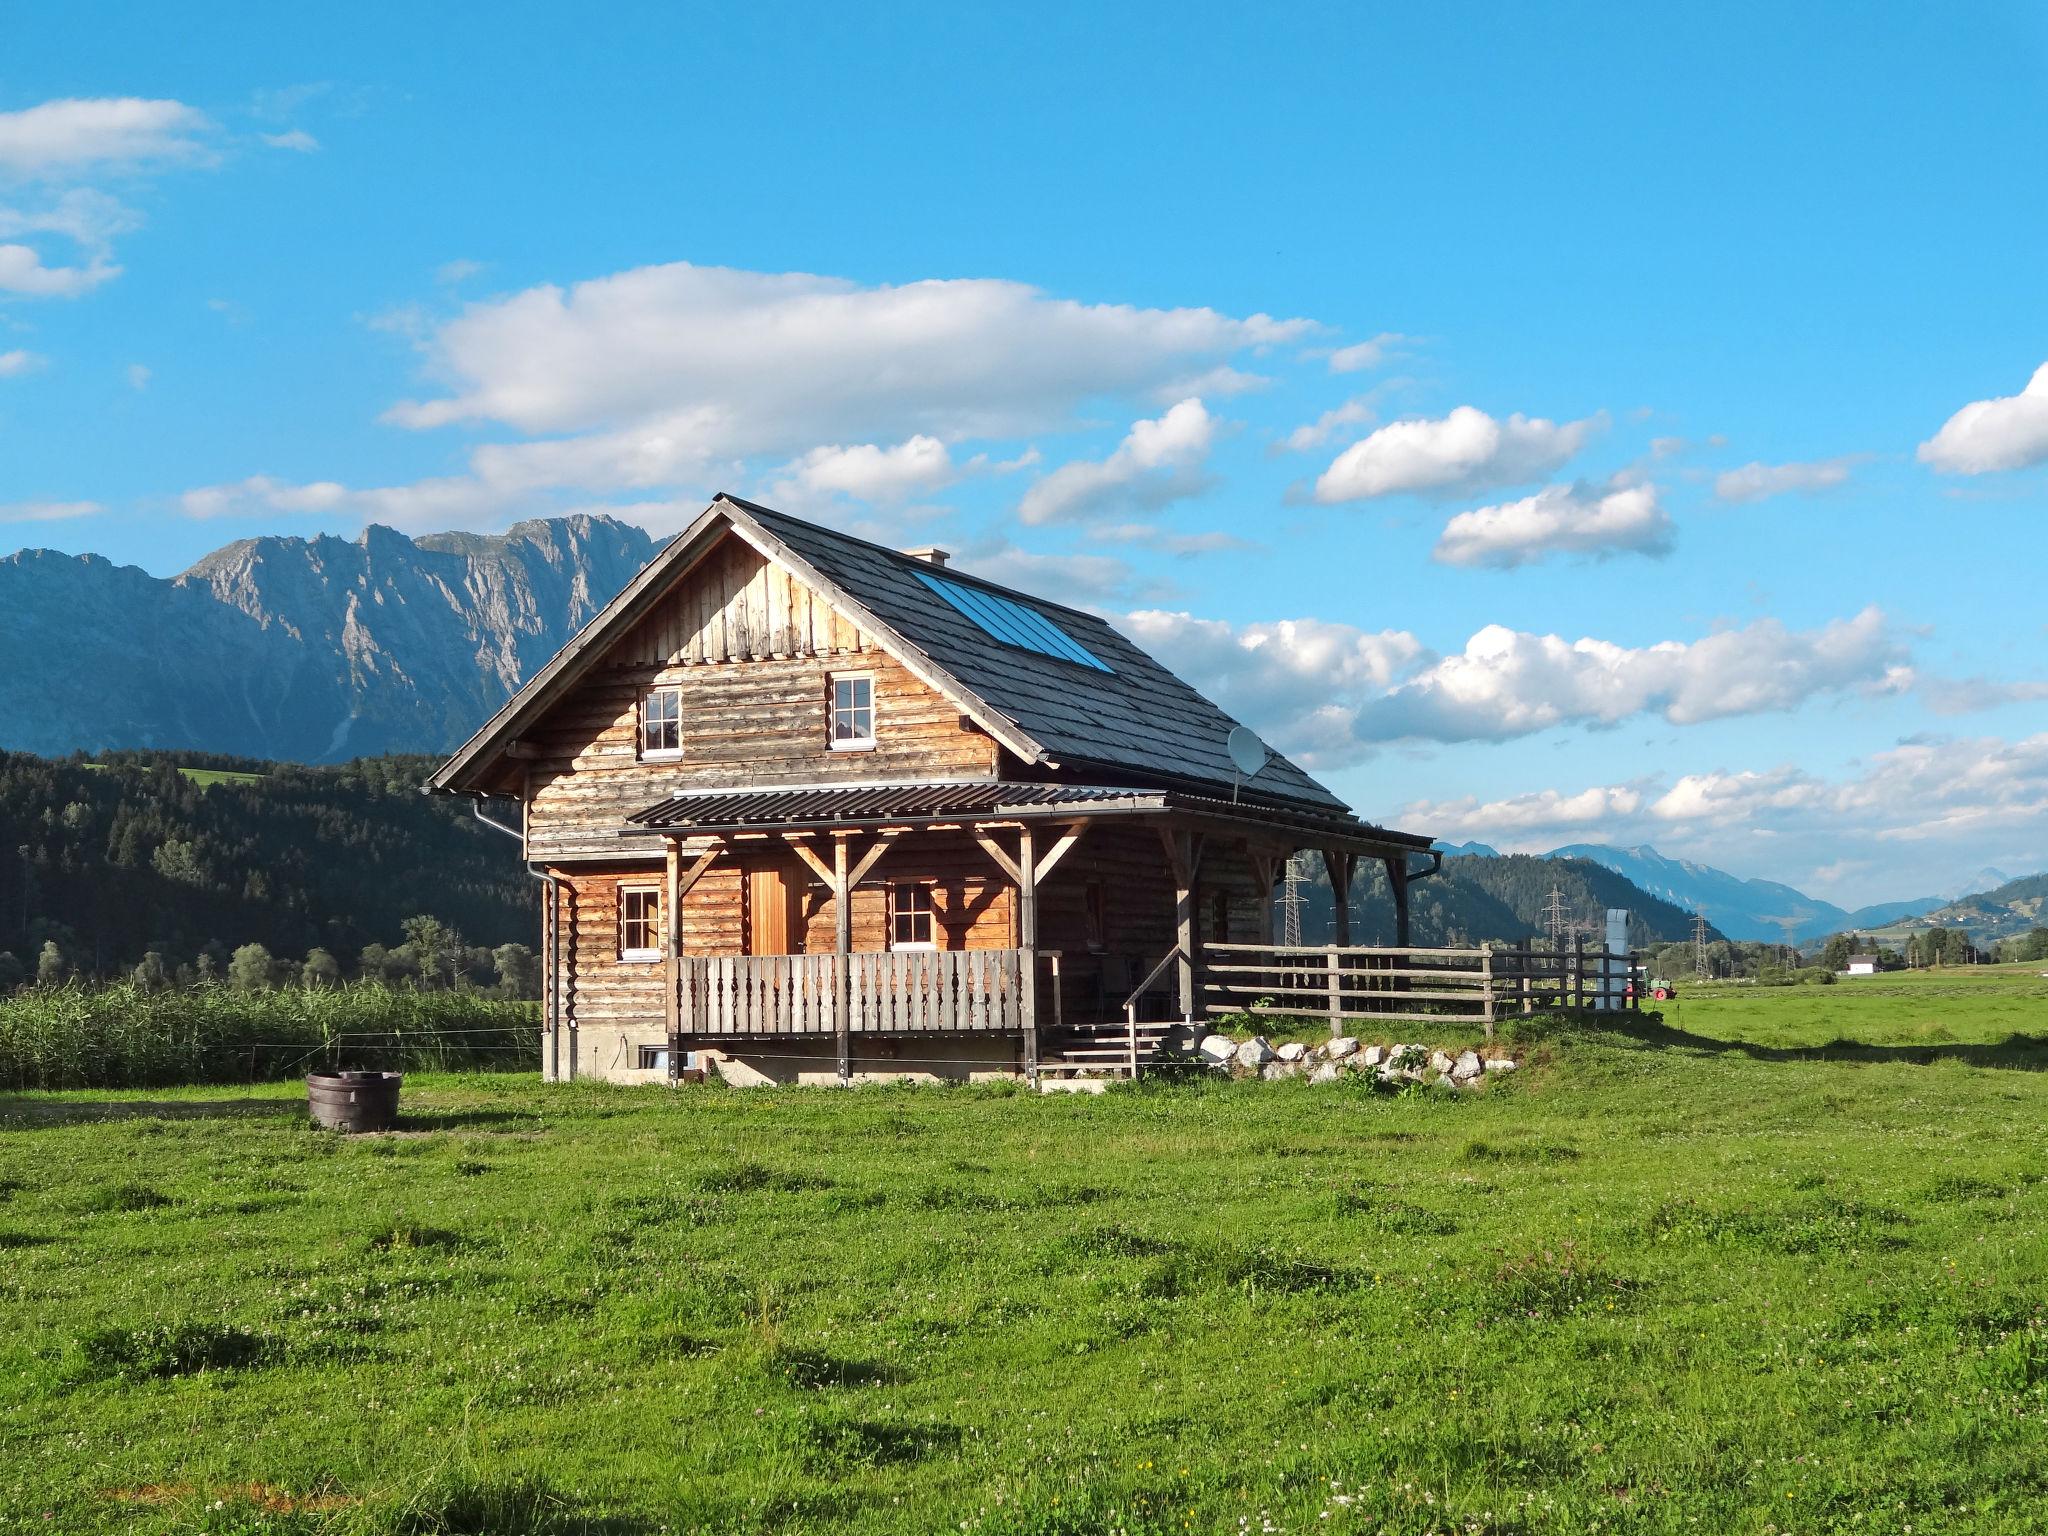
[640,686,682,759]
[830,673,875,750]
[619,884,662,962]
[890,882,935,949]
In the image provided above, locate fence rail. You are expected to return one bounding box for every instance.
[1198,941,1642,1039]
[676,948,1026,1037]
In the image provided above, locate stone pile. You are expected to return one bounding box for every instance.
[1181,1029,1519,1089]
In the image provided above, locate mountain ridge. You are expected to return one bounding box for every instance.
[0,515,661,763]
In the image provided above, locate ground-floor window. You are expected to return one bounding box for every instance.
[619,884,662,961]
[638,1044,670,1072]
[890,882,935,949]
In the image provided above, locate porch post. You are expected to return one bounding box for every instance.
[1018,824,1040,1087]
[1387,855,1411,948]
[834,835,851,1087]
[1161,827,1201,1021]
[664,840,681,1078]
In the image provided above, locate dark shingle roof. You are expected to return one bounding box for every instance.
[732,498,1346,813]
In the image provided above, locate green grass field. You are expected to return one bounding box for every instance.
[2,970,2044,1534]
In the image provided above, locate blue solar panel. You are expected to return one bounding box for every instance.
[911,569,1113,672]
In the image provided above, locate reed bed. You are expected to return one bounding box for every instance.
[0,982,539,1090]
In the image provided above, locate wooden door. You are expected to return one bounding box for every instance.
[747,865,801,955]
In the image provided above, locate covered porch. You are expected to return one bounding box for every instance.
[621,781,1435,1084]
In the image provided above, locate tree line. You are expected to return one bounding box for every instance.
[0,750,535,993]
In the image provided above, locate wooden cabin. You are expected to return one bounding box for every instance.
[429,495,1436,1085]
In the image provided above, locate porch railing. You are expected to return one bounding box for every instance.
[1200,941,1644,1040]
[677,948,1027,1037]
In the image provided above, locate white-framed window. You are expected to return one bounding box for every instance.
[890,882,935,950]
[829,673,875,750]
[640,686,682,759]
[619,884,662,962]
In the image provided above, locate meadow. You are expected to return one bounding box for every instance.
[1,969,2044,1534]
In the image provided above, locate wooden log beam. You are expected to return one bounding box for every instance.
[834,836,851,1087]
[1385,855,1412,949]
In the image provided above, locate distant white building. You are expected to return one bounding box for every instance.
[1845,954,1880,976]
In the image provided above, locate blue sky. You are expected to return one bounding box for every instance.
[3,2,2046,905]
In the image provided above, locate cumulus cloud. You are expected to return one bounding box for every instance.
[1433,481,1673,568]
[126,362,150,390]
[1355,607,1908,744]
[385,262,1312,442]
[0,349,46,377]
[1314,405,1601,503]
[0,107,213,301]
[1400,733,2048,901]
[1918,361,2048,474]
[259,129,320,153]
[1121,609,1429,768]
[1018,398,1217,525]
[0,97,213,176]
[782,435,956,502]
[1714,456,1855,503]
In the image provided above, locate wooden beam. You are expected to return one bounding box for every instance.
[846,830,900,889]
[664,842,681,1062]
[1031,820,1090,884]
[971,828,1023,886]
[1386,855,1411,949]
[1162,826,1204,1019]
[781,834,837,890]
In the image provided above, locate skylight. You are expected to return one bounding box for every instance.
[911,569,1113,673]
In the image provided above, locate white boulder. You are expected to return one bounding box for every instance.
[1451,1050,1484,1082]
[1235,1036,1276,1069]
[1360,1044,1386,1068]
[1197,1034,1238,1066]
[1328,1036,1360,1060]
[1276,1041,1309,1062]
[1428,1050,1456,1077]
[1309,1061,1343,1084]
[1484,1057,1518,1073]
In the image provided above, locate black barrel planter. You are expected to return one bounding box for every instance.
[307,1070,402,1132]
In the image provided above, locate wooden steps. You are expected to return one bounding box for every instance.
[1037,1020,1180,1082]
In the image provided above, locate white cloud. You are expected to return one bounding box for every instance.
[386,262,1313,443]
[782,435,957,502]
[1400,734,2048,904]
[1017,398,1218,525]
[1326,332,1410,373]
[126,362,150,390]
[1354,607,1908,744]
[1279,396,1377,453]
[436,258,483,285]
[0,499,101,524]
[1433,481,1674,568]
[0,98,213,177]
[959,545,1156,607]
[259,129,320,153]
[1088,523,1251,556]
[1918,361,2048,474]
[0,349,46,376]
[1714,456,1855,503]
[1314,405,1601,503]
[0,241,118,297]
[1121,609,1428,768]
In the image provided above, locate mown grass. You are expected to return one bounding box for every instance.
[1,972,2044,1533]
[0,982,538,1090]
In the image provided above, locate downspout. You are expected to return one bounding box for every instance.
[470,794,578,1081]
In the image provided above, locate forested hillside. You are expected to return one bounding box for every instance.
[0,750,531,984]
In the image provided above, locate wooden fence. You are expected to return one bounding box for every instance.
[1199,941,1642,1039]
[676,948,1026,1037]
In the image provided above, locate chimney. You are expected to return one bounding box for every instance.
[902,546,951,568]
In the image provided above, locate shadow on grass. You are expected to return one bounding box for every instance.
[0,1096,307,1129]
[1578,1012,2048,1071]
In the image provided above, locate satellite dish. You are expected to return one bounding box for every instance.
[1226,726,1269,802]
[1227,726,1270,778]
